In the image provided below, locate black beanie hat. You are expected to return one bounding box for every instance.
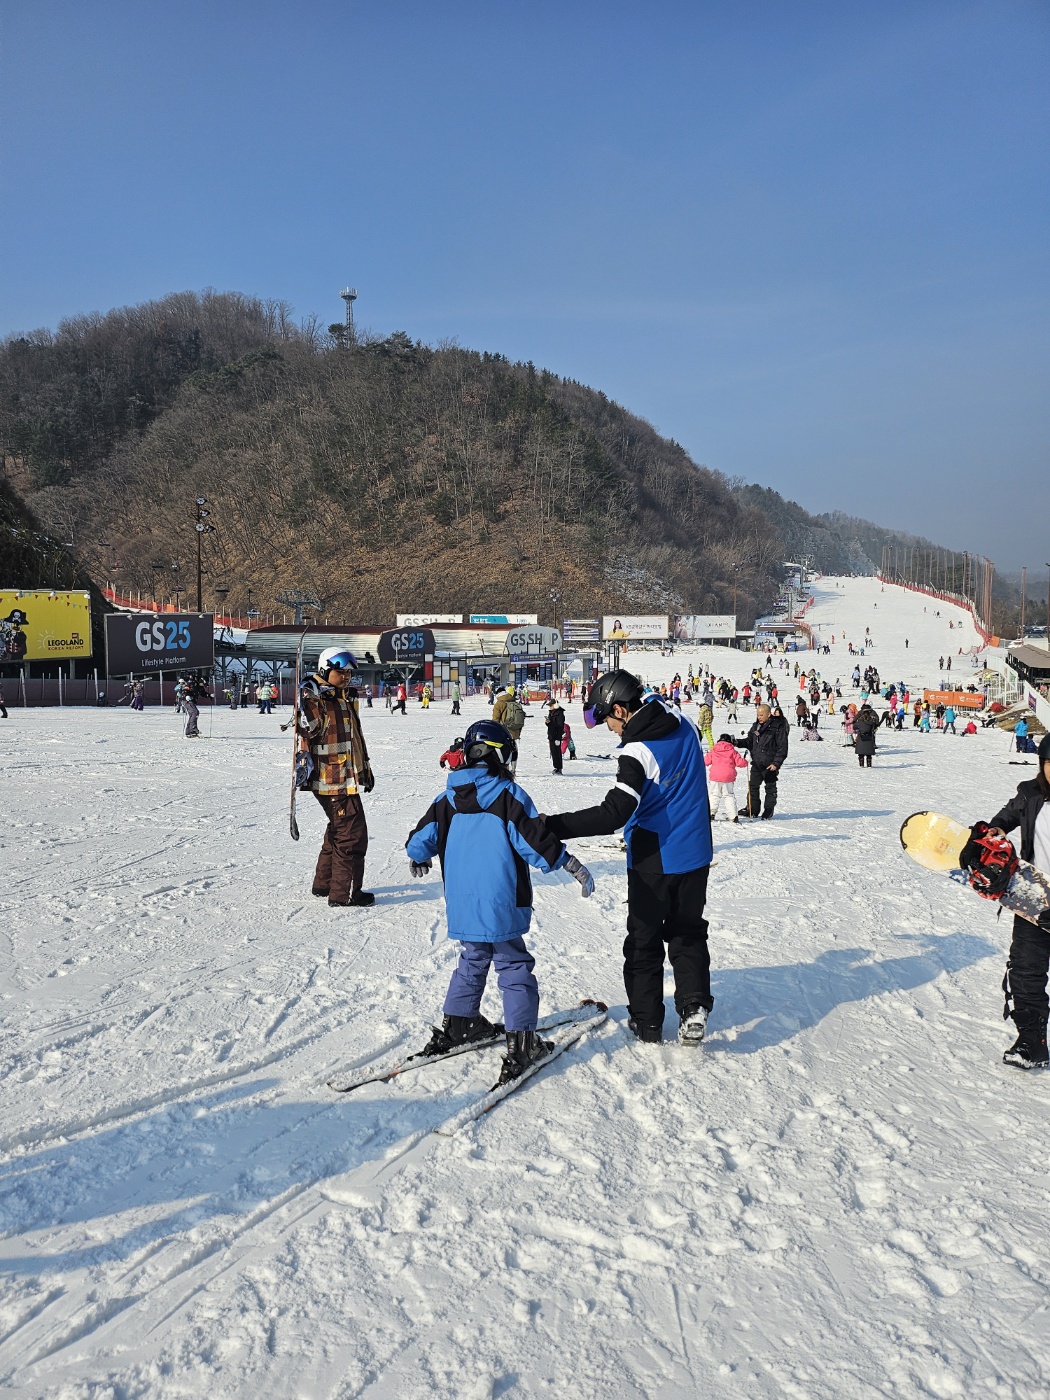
[1038,732,1050,765]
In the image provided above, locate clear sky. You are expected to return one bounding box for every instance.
[3,1,1048,569]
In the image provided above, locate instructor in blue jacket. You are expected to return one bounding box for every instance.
[543,670,714,1047]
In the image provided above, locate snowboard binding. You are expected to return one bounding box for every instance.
[959,822,1020,900]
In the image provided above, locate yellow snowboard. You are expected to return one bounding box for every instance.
[900,810,1050,926]
[899,811,970,873]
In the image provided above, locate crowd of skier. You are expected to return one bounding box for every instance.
[274,605,1050,1085]
[82,599,1045,1085]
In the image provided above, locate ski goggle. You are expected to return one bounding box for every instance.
[583,704,600,729]
[323,651,356,672]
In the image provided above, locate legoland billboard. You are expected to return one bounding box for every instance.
[0,590,93,661]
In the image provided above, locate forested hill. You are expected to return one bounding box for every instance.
[0,289,1004,628]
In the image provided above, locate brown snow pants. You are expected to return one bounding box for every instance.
[313,793,369,902]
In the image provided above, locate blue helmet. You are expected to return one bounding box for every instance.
[462,719,517,769]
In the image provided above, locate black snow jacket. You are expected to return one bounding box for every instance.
[546,705,566,742]
[737,715,789,772]
[990,779,1050,864]
[853,707,879,758]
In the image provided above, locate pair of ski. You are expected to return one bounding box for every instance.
[326,999,608,1135]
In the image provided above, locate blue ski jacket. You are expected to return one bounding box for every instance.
[406,766,569,941]
[545,698,712,876]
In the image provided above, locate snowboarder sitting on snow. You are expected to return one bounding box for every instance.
[298,647,375,908]
[962,733,1050,1069]
[405,719,594,1085]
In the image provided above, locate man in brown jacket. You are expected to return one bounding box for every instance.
[298,647,375,907]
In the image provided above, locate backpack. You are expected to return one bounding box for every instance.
[503,698,525,730]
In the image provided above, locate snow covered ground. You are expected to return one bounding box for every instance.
[2,576,1048,1399]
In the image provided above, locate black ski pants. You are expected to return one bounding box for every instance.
[747,768,778,817]
[549,736,563,773]
[1003,914,1050,1032]
[624,866,711,1026]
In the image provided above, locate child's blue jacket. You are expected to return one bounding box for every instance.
[406,766,568,941]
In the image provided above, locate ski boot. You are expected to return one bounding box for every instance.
[420,1014,502,1058]
[497,1030,554,1085]
[678,1002,709,1048]
[627,1018,663,1044]
[1003,1026,1049,1070]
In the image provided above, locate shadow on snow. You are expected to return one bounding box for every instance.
[705,932,997,1055]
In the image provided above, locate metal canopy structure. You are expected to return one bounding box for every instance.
[1006,645,1050,686]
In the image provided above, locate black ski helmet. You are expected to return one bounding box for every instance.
[584,670,645,728]
[1038,732,1050,766]
[462,719,517,769]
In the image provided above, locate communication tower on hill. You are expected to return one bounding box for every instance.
[339,287,357,341]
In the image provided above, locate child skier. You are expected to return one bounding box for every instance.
[405,719,595,1084]
[705,733,748,822]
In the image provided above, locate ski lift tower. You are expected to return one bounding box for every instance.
[339,287,357,343]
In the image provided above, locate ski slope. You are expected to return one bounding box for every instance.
[1,576,1047,1399]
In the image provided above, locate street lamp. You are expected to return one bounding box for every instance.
[194,497,216,612]
[549,589,561,631]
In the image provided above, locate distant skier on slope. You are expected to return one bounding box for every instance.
[541,671,714,1047]
[405,719,594,1084]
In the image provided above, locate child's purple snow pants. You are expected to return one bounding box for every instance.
[443,938,539,1032]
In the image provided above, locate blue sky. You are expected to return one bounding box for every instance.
[3,1,1047,568]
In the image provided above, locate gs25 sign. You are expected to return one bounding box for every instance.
[377,627,435,663]
[105,612,215,676]
[136,618,192,652]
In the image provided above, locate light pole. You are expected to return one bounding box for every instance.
[549,589,560,632]
[194,497,216,612]
[1045,563,1050,653]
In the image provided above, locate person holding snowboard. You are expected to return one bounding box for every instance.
[736,703,788,819]
[964,733,1050,1069]
[405,719,594,1084]
[181,673,209,736]
[298,647,376,908]
[541,671,714,1047]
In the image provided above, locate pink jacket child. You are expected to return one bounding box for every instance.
[705,736,749,822]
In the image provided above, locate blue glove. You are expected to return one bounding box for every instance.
[409,860,432,878]
[563,854,595,898]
